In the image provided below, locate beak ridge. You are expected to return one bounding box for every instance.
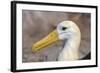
[32,30,59,52]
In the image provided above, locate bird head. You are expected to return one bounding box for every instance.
[32,21,80,52]
[57,21,80,40]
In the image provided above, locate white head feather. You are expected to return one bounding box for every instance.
[57,21,81,61]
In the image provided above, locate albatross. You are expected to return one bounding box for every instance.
[32,21,81,61]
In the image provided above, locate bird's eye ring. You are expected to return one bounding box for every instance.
[62,27,67,30]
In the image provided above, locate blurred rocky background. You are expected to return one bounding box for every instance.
[22,10,91,62]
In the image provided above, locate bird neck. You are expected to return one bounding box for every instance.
[58,32,81,61]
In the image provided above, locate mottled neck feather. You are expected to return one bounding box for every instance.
[58,31,81,61]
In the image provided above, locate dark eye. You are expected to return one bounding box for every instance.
[62,27,67,30]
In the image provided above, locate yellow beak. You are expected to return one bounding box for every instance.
[32,30,59,52]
